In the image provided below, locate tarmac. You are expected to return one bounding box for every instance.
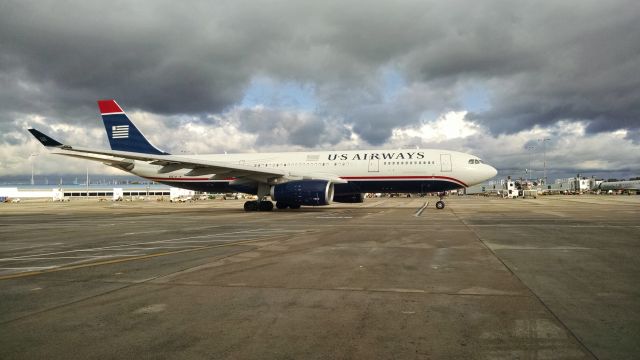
[0,195,638,359]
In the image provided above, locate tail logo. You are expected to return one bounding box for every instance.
[112,125,129,139]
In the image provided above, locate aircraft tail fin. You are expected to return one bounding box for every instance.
[97,100,168,155]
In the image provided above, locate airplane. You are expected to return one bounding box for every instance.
[28,100,498,211]
[598,180,640,193]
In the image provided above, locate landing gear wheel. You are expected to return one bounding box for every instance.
[258,201,274,211]
[275,202,289,210]
[435,201,445,210]
[289,204,301,210]
[244,201,258,211]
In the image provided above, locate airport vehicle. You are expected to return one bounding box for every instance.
[223,193,239,200]
[598,180,640,193]
[28,100,497,211]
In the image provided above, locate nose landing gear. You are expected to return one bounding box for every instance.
[435,193,446,210]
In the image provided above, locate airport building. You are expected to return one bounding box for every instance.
[547,177,601,193]
[0,184,174,202]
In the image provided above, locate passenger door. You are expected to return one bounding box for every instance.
[440,154,452,172]
[368,158,379,172]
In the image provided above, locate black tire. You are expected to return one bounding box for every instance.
[289,204,301,209]
[259,201,274,211]
[244,201,258,211]
[275,202,288,209]
[435,201,445,210]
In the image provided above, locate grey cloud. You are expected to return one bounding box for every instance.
[1,131,25,146]
[1,0,639,177]
[625,129,640,144]
[231,107,350,148]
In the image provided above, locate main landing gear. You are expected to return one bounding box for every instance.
[245,183,276,212]
[435,193,446,210]
[243,200,274,212]
[244,200,303,211]
[275,202,300,210]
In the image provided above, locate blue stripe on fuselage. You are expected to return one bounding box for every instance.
[153,179,463,195]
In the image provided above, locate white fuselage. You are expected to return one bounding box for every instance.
[127,148,497,194]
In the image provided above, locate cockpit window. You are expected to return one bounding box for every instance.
[468,159,475,164]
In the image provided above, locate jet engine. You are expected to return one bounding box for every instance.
[333,193,365,203]
[271,180,334,206]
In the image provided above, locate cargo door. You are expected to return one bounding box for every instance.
[440,154,452,172]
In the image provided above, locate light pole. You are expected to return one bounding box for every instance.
[86,166,89,199]
[29,153,38,185]
[538,138,551,185]
[526,145,536,181]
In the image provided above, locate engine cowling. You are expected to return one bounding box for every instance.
[271,180,334,206]
[333,193,365,203]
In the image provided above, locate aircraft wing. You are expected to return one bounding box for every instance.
[28,128,348,184]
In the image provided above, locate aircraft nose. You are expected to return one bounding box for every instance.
[488,165,498,179]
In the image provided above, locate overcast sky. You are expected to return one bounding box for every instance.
[1,0,639,182]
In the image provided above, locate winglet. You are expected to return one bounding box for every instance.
[28,129,64,147]
[97,99,123,114]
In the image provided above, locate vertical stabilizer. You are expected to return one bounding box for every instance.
[98,100,168,155]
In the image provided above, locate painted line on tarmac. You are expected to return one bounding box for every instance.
[0,255,141,261]
[2,229,280,260]
[2,243,64,251]
[414,202,429,217]
[123,230,170,236]
[0,233,304,281]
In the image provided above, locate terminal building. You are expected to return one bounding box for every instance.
[0,184,176,202]
[465,176,610,197]
[546,177,601,193]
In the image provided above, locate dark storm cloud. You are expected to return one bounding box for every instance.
[0,1,250,117]
[1,0,639,147]
[625,129,640,144]
[231,107,349,148]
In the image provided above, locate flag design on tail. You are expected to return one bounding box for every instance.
[97,100,168,155]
